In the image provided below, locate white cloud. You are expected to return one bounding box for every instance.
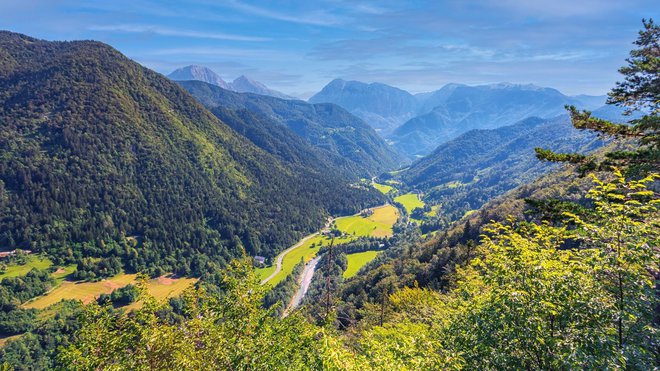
[220,0,344,26]
[88,24,269,42]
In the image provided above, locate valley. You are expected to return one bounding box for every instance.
[0,12,658,370]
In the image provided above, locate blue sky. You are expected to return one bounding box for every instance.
[1,1,657,98]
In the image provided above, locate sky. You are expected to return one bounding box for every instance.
[0,0,657,98]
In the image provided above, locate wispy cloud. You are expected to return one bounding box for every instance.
[220,1,343,26]
[88,24,269,42]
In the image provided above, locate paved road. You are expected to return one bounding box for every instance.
[261,217,333,285]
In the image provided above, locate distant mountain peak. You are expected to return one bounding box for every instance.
[309,78,418,134]
[232,75,266,89]
[167,65,230,89]
[168,65,295,100]
[230,75,294,99]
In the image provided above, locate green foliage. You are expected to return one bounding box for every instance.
[0,308,37,336]
[376,172,659,369]
[0,269,57,310]
[0,301,84,370]
[97,284,140,306]
[609,19,660,115]
[71,257,121,281]
[58,259,353,370]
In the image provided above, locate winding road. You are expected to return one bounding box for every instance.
[260,217,333,285]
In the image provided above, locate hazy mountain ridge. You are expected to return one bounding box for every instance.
[179,80,406,176]
[310,79,615,159]
[168,65,295,99]
[308,78,419,135]
[390,84,602,157]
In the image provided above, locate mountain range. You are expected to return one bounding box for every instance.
[308,78,418,135]
[168,65,295,100]
[309,79,611,159]
[178,80,405,177]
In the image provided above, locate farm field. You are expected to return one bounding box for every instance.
[373,182,394,194]
[394,193,425,214]
[125,276,199,310]
[334,204,399,238]
[343,250,380,279]
[52,264,77,283]
[426,205,441,217]
[23,273,197,310]
[0,255,52,279]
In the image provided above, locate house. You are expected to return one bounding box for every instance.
[254,255,266,265]
[0,249,32,259]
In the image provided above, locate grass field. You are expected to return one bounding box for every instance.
[0,255,52,279]
[426,205,441,217]
[125,276,198,310]
[258,205,399,286]
[373,182,394,194]
[334,205,399,238]
[344,250,380,279]
[23,273,197,310]
[394,193,425,214]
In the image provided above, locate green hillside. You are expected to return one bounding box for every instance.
[391,116,605,223]
[0,31,381,276]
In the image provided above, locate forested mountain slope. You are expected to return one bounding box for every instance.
[392,115,605,222]
[179,80,405,176]
[209,107,363,179]
[0,31,383,275]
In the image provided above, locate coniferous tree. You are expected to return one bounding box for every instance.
[536,19,659,175]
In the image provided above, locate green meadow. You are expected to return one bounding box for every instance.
[373,182,394,194]
[343,250,380,279]
[0,255,53,279]
[334,205,398,238]
[394,193,425,214]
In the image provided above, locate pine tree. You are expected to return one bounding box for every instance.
[536,19,659,175]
